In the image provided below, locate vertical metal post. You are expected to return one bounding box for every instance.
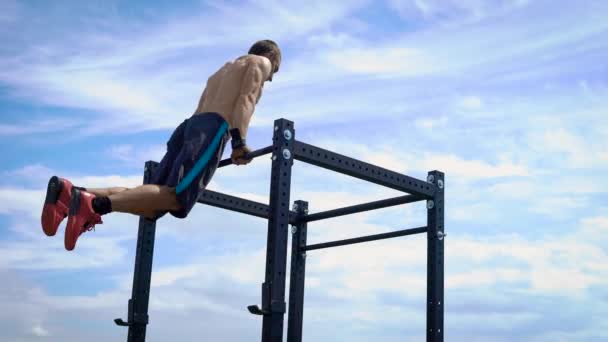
[259,119,295,342]
[287,200,308,342]
[426,171,445,342]
[115,161,158,342]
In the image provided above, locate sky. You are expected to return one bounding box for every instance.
[0,0,607,341]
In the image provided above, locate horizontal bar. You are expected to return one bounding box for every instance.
[198,189,298,222]
[303,226,427,251]
[218,145,274,168]
[198,189,271,219]
[302,194,424,223]
[293,141,435,198]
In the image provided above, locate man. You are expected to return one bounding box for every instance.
[41,40,281,251]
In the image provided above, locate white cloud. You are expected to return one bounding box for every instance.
[307,32,360,48]
[0,231,131,271]
[0,0,370,133]
[487,180,535,199]
[325,47,435,77]
[447,268,526,288]
[313,216,608,300]
[4,164,52,178]
[528,195,589,217]
[420,153,529,180]
[458,95,483,109]
[449,201,501,222]
[106,144,166,168]
[447,228,608,295]
[301,136,568,224]
[415,115,449,130]
[31,324,50,337]
[0,117,82,135]
[0,188,44,219]
[525,125,608,170]
[309,137,530,185]
[2,165,145,191]
[579,216,608,246]
[2,164,54,186]
[68,175,144,189]
[387,0,531,23]
[297,216,608,336]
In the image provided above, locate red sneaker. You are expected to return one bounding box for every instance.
[41,176,73,236]
[65,188,102,251]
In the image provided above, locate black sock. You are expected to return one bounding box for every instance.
[92,196,112,215]
[74,186,87,192]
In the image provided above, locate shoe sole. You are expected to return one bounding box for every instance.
[42,176,66,236]
[65,187,82,251]
[69,187,81,217]
[45,176,62,205]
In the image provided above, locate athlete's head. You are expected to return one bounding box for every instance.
[248,40,281,81]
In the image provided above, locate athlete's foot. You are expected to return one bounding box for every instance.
[65,188,102,251]
[41,176,73,236]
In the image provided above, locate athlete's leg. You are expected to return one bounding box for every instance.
[108,184,182,218]
[86,187,129,197]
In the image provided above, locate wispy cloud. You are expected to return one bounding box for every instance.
[0,0,370,134]
[106,144,166,168]
[0,118,82,136]
[31,324,50,337]
[325,46,435,76]
[387,0,531,23]
[527,127,608,169]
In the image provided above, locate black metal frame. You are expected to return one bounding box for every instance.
[116,118,445,342]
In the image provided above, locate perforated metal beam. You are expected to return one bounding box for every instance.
[286,200,308,342]
[260,118,295,342]
[198,189,270,219]
[197,189,298,223]
[426,170,445,342]
[115,161,159,342]
[293,141,435,198]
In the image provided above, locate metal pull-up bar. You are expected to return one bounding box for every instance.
[302,226,428,251]
[217,145,274,168]
[302,194,424,222]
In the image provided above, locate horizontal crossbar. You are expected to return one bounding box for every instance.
[218,145,273,168]
[198,189,298,222]
[301,194,424,222]
[198,189,270,218]
[293,141,435,198]
[303,226,427,251]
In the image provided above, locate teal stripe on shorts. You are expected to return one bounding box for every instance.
[175,121,229,194]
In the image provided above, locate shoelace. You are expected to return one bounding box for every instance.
[82,214,103,233]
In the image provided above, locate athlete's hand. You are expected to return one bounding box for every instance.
[231,145,253,165]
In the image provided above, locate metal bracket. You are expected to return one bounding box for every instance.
[114,299,149,327]
[248,305,270,316]
[248,281,286,316]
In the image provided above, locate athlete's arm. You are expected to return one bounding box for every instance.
[231,56,272,140]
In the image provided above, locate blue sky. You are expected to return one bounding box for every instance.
[1,0,607,341]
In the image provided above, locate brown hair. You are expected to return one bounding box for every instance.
[248,39,281,73]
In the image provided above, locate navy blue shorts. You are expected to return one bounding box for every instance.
[150,112,230,219]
